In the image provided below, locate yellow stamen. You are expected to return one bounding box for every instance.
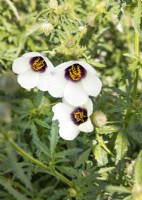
[69,65,82,81]
[74,110,86,123]
[32,57,45,70]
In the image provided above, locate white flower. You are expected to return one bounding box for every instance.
[12,52,54,91]
[52,98,94,140]
[48,60,102,106]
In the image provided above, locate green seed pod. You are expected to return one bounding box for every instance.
[68,188,77,197]
[92,111,107,127]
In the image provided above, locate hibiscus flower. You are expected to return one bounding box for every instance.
[52,98,94,140]
[12,52,54,91]
[48,60,102,106]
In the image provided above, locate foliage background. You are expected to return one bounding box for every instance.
[0,0,142,199]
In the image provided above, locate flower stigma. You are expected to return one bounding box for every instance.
[65,64,86,82]
[71,107,88,125]
[30,56,47,72]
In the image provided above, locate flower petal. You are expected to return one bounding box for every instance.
[82,72,102,97]
[64,82,88,106]
[37,70,53,91]
[52,103,72,123]
[82,98,93,116]
[23,52,42,58]
[77,60,97,74]
[79,118,94,132]
[48,72,67,97]
[59,121,80,140]
[12,57,31,74]
[18,69,39,89]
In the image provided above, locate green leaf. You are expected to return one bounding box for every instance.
[105,185,131,194]
[129,130,142,144]
[75,148,91,168]
[134,150,142,184]
[49,121,59,156]
[94,145,108,166]
[88,59,106,68]
[0,177,29,200]
[115,131,129,164]
[96,125,120,135]
[30,123,50,156]
[34,90,44,107]
[55,148,82,158]
[56,166,77,178]
[123,53,138,59]
[34,118,51,129]
[6,146,32,191]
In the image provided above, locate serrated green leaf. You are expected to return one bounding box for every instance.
[97,167,115,174]
[30,123,50,156]
[134,150,142,184]
[105,185,131,194]
[55,148,82,159]
[56,166,77,178]
[96,125,120,134]
[0,177,29,200]
[75,148,91,168]
[34,119,51,129]
[123,53,138,59]
[88,59,106,68]
[6,146,32,191]
[49,121,59,156]
[115,131,129,164]
[94,145,108,166]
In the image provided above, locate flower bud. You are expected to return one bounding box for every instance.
[21,99,34,111]
[41,22,54,36]
[68,188,77,197]
[132,100,142,109]
[49,0,58,9]
[92,111,107,127]
[64,35,76,48]
[87,14,96,27]
[38,96,51,115]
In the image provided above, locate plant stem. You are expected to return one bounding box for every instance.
[132,32,139,99]
[5,0,20,21]
[10,140,74,188]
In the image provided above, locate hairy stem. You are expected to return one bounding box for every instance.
[5,0,20,21]
[132,32,139,99]
[10,140,74,188]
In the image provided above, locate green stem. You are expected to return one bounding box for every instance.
[132,32,139,99]
[96,133,114,157]
[5,0,20,21]
[10,140,74,188]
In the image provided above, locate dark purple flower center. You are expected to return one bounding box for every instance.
[71,107,88,125]
[30,56,47,72]
[65,64,87,82]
